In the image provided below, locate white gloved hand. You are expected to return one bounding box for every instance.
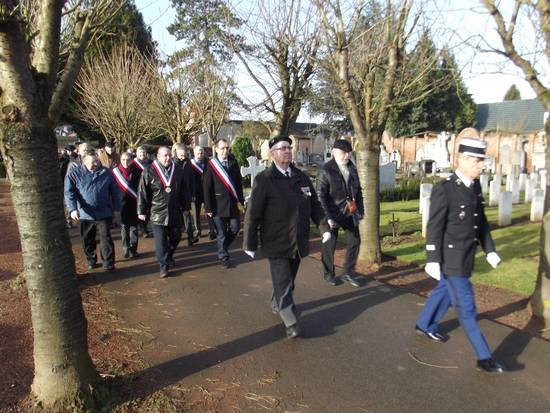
[244,250,256,259]
[425,262,441,280]
[486,252,501,269]
[328,219,337,229]
[322,232,332,243]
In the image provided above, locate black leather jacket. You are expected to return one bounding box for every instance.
[137,162,191,226]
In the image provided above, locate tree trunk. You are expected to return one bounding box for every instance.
[356,132,382,266]
[0,120,99,408]
[531,115,550,324]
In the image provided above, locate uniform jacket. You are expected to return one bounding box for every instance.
[137,161,191,226]
[64,164,120,221]
[243,164,328,259]
[203,155,245,218]
[174,158,196,200]
[426,173,496,277]
[190,157,209,204]
[114,164,141,226]
[316,158,364,228]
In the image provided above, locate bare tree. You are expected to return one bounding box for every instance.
[229,0,319,137]
[76,44,163,151]
[479,0,550,323]
[315,0,453,266]
[0,0,124,409]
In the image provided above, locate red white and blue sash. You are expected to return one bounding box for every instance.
[209,158,239,201]
[113,166,137,200]
[133,159,147,170]
[190,158,204,175]
[151,160,175,189]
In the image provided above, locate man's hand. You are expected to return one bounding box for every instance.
[328,219,337,229]
[138,214,147,221]
[70,210,79,221]
[486,252,501,269]
[322,232,332,243]
[244,250,255,259]
[425,262,441,280]
[207,212,213,218]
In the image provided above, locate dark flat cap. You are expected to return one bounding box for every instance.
[333,139,352,152]
[269,135,292,149]
[105,140,115,148]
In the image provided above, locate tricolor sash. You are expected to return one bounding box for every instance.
[133,159,147,170]
[191,158,204,175]
[209,158,239,201]
[113,166,137,200]
[151,160,175,189]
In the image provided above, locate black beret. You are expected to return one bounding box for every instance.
[333,139,352,152]
[268,135,292,149]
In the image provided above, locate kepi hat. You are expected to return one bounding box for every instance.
[458,138,488,159]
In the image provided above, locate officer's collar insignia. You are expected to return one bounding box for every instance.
[455,178,463,186]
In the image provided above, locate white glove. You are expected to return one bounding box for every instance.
[322,232,332,243]
[244,250,255,259]
[486,252,501,269]
[328,219,337,229]
[425,262,441,280]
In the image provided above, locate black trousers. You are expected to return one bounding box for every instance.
[151,224,182,269]
[193,199,216,236]
[269,255,301,327]
[120,224,138,255]
[80,219,115,267]
[321,222,360,277]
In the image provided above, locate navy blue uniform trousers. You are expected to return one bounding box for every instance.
[416,275,491,360]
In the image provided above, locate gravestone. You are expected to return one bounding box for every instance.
[489,180,500,207]
[434,132,451,170]
[390,149,402,169]
[419,183,433,214]
[531,172,539,189]
[525,178,534,203]
[421,196,430,238]
[498,191,512,226]
[240,156,266,188]
[380,145,390,165]
[519,173,528,191]
[540,169,547,192]
[511,178,520,204]
[506,174,514,191]
[531,189,545,222]
[480,174,489,194]
[380,162,396,189]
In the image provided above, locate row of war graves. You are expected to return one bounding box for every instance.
[420,170,547,237]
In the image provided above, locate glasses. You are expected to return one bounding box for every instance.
[273,145,292,152]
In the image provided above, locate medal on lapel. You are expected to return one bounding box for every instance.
[165,187,171,193]
[459,211,466,220]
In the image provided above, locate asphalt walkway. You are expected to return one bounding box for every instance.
[90,232,550,412]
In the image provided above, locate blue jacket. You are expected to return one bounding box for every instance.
[64,164,121,221]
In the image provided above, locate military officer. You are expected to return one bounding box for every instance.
[415,137,504,373]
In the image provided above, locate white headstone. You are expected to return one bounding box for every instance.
[506,174,514,191]
[380,162,396,189]
[498,191,512,226]
[489,180,500,207]
[531,172,539,189]
[421,196,431,238]
[511,179,520,204]
[433,132,451,170]
[380,145,390,165]
[390,149,402,169]
[493,174,502,188]
[525,178,534,203]
[530,189,545,222]
[240,156,266,188]
[540,170,547,192]
[419,183,433,214]
[519,173,528,191]
[480,174,489,194]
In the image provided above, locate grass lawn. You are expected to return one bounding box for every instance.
[382,200,539,296]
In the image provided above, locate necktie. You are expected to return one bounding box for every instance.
[285,171,290,178]
[222,160,228,169]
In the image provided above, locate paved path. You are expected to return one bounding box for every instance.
[89,232,550,412]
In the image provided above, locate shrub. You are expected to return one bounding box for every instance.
[379,176,441,202]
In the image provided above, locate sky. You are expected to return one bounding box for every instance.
[135,0,544,121]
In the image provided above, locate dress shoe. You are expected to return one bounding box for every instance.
[415,326,448,343]
[167,258,176,268]
[341,273,361,287]
[87,262,96,270]
[103,264,115,271]
[477,358,505,373]
[221,259,232,268]
[286,324,301,339]
[159,267,169,278]
[324,274,340,286]
[123,251,130,259]
[143,232,152,238]
[129,250,139,259]
[209,232,216,240]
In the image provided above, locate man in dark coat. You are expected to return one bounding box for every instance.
[415,137,504,373]
[138,146,191,278]
[316,139,364,287]
[243,136,329,339]
[113,152,141,259]
[190,146,216,239]
[64,152,120,271]
[133,145,153,237]
[173,143,198,246]
[203,138,245,267]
